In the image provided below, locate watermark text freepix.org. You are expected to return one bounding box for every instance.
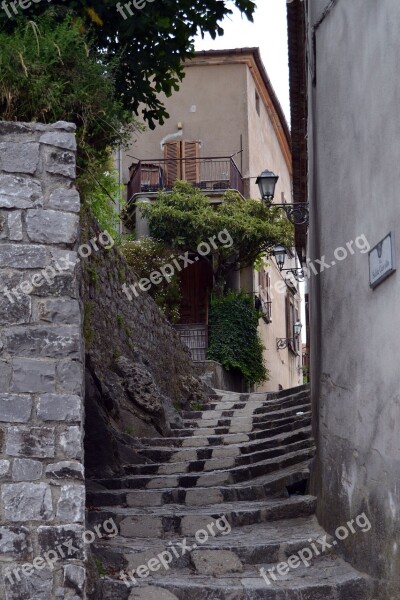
[260,512,372,586]
[120,514,231,587]
[121,228,233,301]
[4,518,118,585]
[1,0,51,19]
[302,234,370,277]
[1,230,114,305]
[116,0,155,20]
[266,233,370,302]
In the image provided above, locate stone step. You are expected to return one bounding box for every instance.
[121,438,314,476]
[176,403,311,432]
[188,396,311,419]
[87,461,311,508]
[95,555,372,600]
[214,383,310,403]
[136,426,312,464]
[87,495,317,539]
[92,515,334,574]
[179,400,311,426]
[182,391,310,419]
[140,414,311,447]
[92,446,315,490]
[172,411,311,437]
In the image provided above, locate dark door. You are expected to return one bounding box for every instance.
[179,258,213,324]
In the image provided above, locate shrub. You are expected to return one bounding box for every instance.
[0,13,135,168]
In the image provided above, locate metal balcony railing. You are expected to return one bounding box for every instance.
[127,157,244,202]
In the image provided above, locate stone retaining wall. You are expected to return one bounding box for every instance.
[0,122,85,599]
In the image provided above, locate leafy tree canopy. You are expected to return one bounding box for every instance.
[140,181,293,292]
[0,0,256,128]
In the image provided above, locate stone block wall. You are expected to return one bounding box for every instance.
[0,122,85,599]
[82,214,203,407]
[82,213,207,478]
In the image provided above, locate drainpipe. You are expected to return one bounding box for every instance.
[160,130,183,150]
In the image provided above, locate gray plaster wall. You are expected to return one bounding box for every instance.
[307,0,400,597]
[0,122,86,599]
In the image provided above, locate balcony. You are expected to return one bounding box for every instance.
[127,156,244,203]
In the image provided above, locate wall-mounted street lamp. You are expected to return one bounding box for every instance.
[273,245,305,282]
[255,169,279,202]
[256,169,309,226]
[276,320,303,350]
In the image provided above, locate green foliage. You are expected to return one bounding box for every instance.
[121,238,182,323]
[172,401,181,412]
[0,13,136,166]
[0,12,144,237]
[141,181,293,292]
[94,557,106,577]
[0,2,256,128]
[79,166,125,243]
[116,314,125,328]
[207,291,268,385]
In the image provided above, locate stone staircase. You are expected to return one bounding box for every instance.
[87,384,373,599]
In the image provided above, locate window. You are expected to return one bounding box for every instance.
[164,140,200,186]
[285,293,299,353]
[259,268,272,323]
[255,91,260,116]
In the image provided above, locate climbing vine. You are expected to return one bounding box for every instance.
[207,291,268,385]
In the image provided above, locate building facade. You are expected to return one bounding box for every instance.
[123,48,303,392]
[288,1,400,597]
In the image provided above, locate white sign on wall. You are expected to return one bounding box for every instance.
[369,232,396,289]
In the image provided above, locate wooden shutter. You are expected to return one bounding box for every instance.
[164,141,181,187]
[286,294,297,352]
[285,294,291,340]
[182,141,200,184]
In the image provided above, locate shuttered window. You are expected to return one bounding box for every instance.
[163,141,200,186]
[286,293,298,353]
[164,141,181,187]
[181,141,200,184]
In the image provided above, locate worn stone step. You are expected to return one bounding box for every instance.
[92,446,315,490]
[180,401,311,428]
[121,438,314,476]
[87,461,311,508]
[172,411,311,437]
[176,406,312,434]
[135,426,312,464]
[95,555,372,600]
[182,398,311,424]
[92,515,334,576]
[210,386,309,405]
[179,404,311,431]
[87,495,317,539]
[182,392,311,419]
[183,397,311,420]
[156,412,312,442]
[214,383,310,402]
[140,414,311,448]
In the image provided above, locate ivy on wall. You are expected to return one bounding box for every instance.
[207,291,269,385]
